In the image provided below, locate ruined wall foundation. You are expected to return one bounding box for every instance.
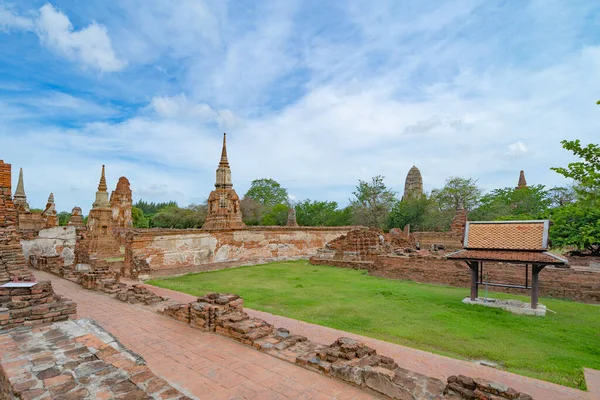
[125,226,355,278]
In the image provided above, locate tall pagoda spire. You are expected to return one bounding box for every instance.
[219,133,229,167]
[13,167,29,211]
[92,165,110,209]
[516,170,527,189]
[214,133,233,189]
[203,133,245,229]
[98,164,108,191]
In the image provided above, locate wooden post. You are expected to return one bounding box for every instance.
[531,265,545,309]
[469,261,479,301]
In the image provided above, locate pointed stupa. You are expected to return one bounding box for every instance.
[516,170,527,189]
[214,133,233,189]
[43,193,56,216]
[203,133,245,229]
[92,165,110,209]
[402,165,424,201]
[13,167,29,211]
[219,133,230,167]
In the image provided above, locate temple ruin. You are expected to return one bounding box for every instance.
[87,165,122,259]
[110,176,133,244]
[203,133,245,230]
[42,193,58,228]
[286,207,299,227]
[402,165,424,201]
[516,170,528,189]
[12,167,28,212]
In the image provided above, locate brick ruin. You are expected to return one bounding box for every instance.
[67,206,85,227]
[125,226,356,278]
[110,176,133,244]
[160,292,532,400]
[0,160,33,283]
[517,170,528,189]
[286,207,299,227]
[0,281,77,330]
[203,133,245,229]
[402,165,424,201]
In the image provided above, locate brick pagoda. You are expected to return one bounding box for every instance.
[203,133,245,229]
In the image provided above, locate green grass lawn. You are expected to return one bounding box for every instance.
[147,260,600,390]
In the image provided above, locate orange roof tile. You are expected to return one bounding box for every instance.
[464,220,548,251]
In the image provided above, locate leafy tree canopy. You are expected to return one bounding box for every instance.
[550,139,600,203]
[244,178,289,207]
[294,200,352,226]
[58,211,71,226]
[430,177,482,211]
[350,175,396,228]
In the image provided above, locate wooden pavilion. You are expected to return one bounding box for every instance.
[446,220,569,309]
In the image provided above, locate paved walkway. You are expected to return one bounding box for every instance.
[34,271,377,400]
[141,283,598,400]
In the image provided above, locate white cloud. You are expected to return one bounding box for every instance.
[0,5,34,31]
[36,4,126,72]
[0,3,125,72]
[506,141,528,157]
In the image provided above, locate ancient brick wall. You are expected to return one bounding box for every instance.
[125,226,354,278]
[372,255,600,304]
[0,281,76,330]
[412,232,463,250]
[21,226,77,268]
[0,160,31,283]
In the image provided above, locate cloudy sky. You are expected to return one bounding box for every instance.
[1,1,599,213]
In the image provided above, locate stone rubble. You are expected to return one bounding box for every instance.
[159,292,533,400]
[446,375,533,400]
[0,281,77,331]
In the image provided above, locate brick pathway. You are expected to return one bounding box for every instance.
[33,271,378,400]
[141,283,597,400]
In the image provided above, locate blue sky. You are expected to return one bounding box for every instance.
[1,0,599,213]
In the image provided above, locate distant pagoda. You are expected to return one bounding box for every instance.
[402,165,424,201]
[203,133,245,230]
[516,170,528,189]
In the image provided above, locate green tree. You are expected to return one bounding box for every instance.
[350,176,396,228]
[551,139,600,204]
[388,197,430,231]
[132,206,150,228]
[551,204,600,255]
[547,186,576,208]
[294,200,352,226]
[430,177,482,211]
[261,203,289,226]
[58,211,71,226]
[244,178,289,207]
[470,185,550,221]
[151,204,207,229]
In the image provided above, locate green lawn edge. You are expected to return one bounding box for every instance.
[147,260,600,390]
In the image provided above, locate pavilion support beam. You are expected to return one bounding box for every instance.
[467,261,479,301]
[531,264,546,309]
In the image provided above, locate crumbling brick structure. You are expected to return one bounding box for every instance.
[0,160,32,283]
[67,206,85,227]
[286,208,299,227]
[87,165,121,259]
[42,193,59,228]
[110,176,133,244]
[312,228,400,264]
[0,281,76,330]
[160,292,531,400]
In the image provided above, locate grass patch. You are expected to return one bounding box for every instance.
[148,260,600,389]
